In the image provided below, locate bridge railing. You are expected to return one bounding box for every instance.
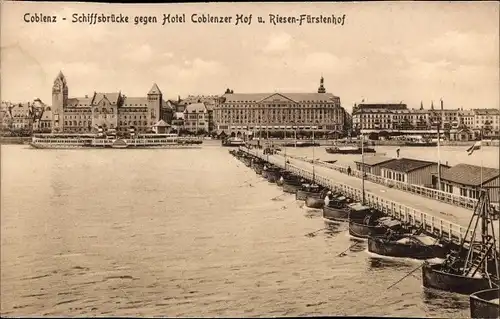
[241,147,473,245]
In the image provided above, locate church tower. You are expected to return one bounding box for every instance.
[52,71,68,132]
[147,83,162,128]
[317,76,326,93]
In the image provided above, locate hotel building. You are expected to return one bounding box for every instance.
[213,77,346,136]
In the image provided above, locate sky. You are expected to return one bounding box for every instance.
[1,1,499,113]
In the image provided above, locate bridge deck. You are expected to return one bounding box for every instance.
[242,147,499,248]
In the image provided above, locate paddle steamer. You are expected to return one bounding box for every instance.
[29,133,203,149]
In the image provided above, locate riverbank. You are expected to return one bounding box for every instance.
[0,137,31,145]
[247,139,499,147]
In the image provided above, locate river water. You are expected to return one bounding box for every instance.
[0,142,478,317]
[285,144,499,169]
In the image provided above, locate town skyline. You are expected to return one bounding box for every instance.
[2,2,499,113]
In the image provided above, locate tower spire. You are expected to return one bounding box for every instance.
[317,76,326,93]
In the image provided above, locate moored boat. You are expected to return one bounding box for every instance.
[305,193,325,209]
[296,184,323,201]
[222,137,245,147]
[282,177,302,193]
[283,182,301,194]
[349,219,387,239]
[326,146,376,154]
[322,194,351,221]
[348,203,380,220]
[282,140,321,147]
[368,233,447,259]
[422,262,499,295]
[403,136,437,147]
[469,288,500,319]
[265,169,281,183]
[404,141,438,147]
[348,209,389,239]
[420,189,500,295]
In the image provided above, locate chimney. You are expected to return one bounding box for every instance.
[85,94,88,98]
[440,99,443,110]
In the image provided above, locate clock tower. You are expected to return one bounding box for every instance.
[52,71,68,132]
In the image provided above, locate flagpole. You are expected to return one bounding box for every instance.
[361,112,365,205]
[480,128,483,188]
[437,121,441,190]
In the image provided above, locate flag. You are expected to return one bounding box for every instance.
[466,141,481,155]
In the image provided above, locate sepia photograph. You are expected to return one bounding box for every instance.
[1,1,499,318]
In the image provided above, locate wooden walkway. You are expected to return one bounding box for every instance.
[241,147,499,248]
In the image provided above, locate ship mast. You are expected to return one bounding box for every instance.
[312,126,315,183]
[361,111,366,205]
[458,187,499,285]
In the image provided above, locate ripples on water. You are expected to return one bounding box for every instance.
[1,143,470,317]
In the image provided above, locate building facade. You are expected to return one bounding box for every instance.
[379,158,448,187]
[213,77,345,136]
[352,100,499,139]
[183,102,210,133]
[51,72,173,134]
[439,164,499,203]
[354,156,396,176]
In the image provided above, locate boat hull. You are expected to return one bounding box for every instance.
[368,236,446,259]
[282,182,301,194]
[421,262,499,295]
[261,170,269,179]
[348,220,386,239]
[29,142,201,150]
[296,189,321,201]
[266,170,281,183]
[323,205,349,221]
[326,147,376,154]
[404,142,438,147]
[470,288,500,319]
[305,196,324,208]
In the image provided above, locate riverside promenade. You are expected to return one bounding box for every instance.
[240,147,499,248]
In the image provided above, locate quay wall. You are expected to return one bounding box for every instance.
[0,137,30,145]
[247,139,499,147]
[241,147,474,247]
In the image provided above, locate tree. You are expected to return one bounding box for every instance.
[196,128,207,136]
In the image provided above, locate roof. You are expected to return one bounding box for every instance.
[153,120,170,127]
[440,163,499,187]
[67,97,93,107]
[221,92,339,104]
[92,93,121,105]
[354,156,396,167]
[41,110,52,121]
[474,108,500,116]
[122,97,148,107]
[174,112,184,119]
[185,103,206,113]
[379,158,436,173]
[148,83,162,95]
[356,104,407,110]
[162,100,174,110]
